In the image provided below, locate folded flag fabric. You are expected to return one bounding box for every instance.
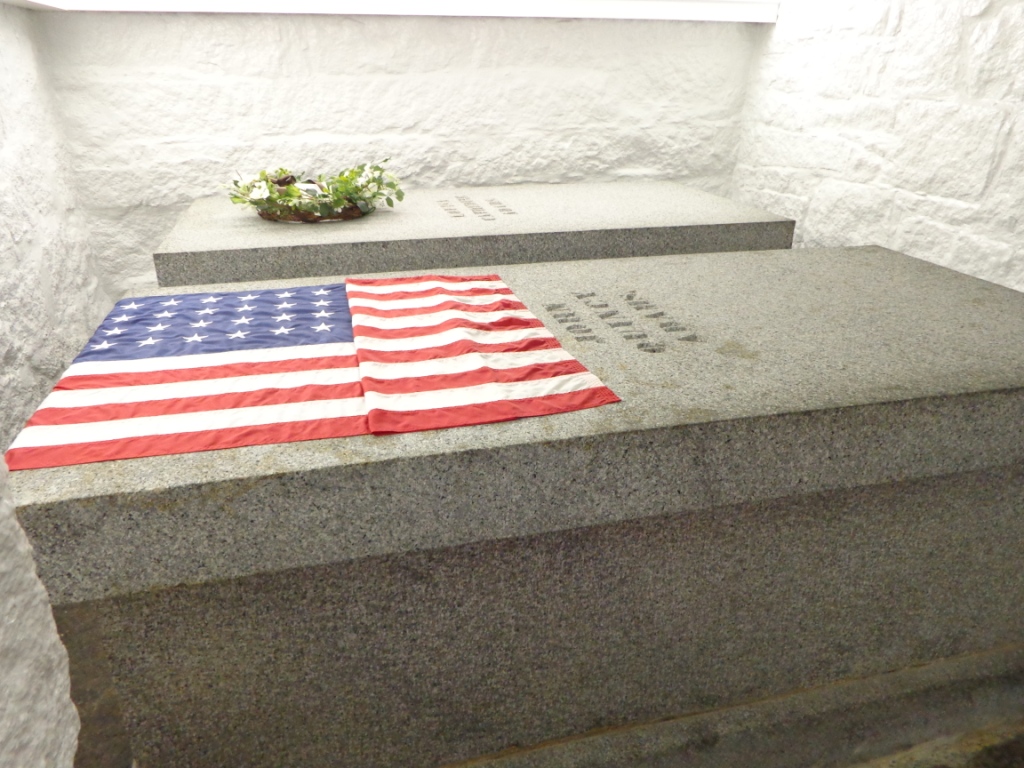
[346,274,617,434]
[5,275,619,471]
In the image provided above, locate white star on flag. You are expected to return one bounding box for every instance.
[237,294,260,301]
[273,313,295,322]
[276,291,296,298]
[103,328,125,336]
[120,302,144,310]
[312,310,334,318]
[276,302,296,309]
[236,305,256,312]
[312,300,331,307]
[3,275,621,472]
[147,323,171,332]
[190,320,212,328]
[112,314,134,322]
[312,289,330,295]
[153,311,176,318]
[200,296,222,303]
[196,308,218,315]
[160,298,181,306]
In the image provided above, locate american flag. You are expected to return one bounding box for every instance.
[5,275,619,471]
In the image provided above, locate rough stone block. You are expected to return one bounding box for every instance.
[886,100,1010,202]
[11,246,1024,767]
[152,182,795,286]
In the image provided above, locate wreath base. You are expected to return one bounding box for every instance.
[256,205,364,223]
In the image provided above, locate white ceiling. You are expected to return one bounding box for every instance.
[0,0,779,22]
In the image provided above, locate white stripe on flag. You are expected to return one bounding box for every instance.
[9,396,369,449]
[348,292,512,311]
[63,342,357,378]
[364,371,606,412]
[346,279,506,294]
[353,326,554,352]
[358,348,577,380]
[353,308,535,330]
[38,367,363,409]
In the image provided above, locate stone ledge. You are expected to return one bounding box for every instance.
[14,245,1024,767]
[152,182,795,286]
[13,246,1024,604]
[449,645,1024,768]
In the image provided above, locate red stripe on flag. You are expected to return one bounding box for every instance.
[349,300,527,319]
[352,316,544,340]
[346,274,501,286]
[355,337,563,364]
[4,415,371,471]
[346,287,513,301]
[26,383,365,426]
[362,360,588,396]
[56,355,359,390]
[366,387,621,434]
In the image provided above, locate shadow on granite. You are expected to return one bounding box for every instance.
[59,464,1024,767]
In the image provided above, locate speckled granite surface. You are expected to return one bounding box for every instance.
[14,246,1024,604]
[152,182,795,285]
[458,645,1024,768]
[13,246,1024,767]
[62,467,1024,768]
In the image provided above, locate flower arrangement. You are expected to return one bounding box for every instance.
[229,160,404,222]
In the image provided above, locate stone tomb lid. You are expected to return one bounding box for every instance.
[157,181,790,254]
[13,246,1024,604]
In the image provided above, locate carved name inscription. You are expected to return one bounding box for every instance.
[485,198,517,215]
[436,197,519,221]
[547,290,699,352]
[436,199,466,218]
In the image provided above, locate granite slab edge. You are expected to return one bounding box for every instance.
[18,244,1024,508]
[16,389,1024,606]
[152,220,796,287]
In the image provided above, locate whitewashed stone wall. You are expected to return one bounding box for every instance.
[0,6,85,766]
[35,11,763,299]
[3,3,1024,763]
[0,7,108,450]
[735,0,1024,291]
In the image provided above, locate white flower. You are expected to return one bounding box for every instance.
[295,182,325,197]
[248,181,271,200]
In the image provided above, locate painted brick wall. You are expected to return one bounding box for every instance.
[734,0,1024,291]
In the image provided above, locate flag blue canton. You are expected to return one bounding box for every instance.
[76,283,354,362]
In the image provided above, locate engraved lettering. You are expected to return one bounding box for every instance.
[455,195,496,221]
[637,341,667,353]
[436,199,466,218]
[485,198,518,215]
